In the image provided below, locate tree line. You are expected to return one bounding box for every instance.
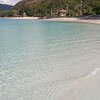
[0,0,100,17]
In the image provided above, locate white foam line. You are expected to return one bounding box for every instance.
[86,67,100,79]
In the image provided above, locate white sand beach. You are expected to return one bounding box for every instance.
[70,68,100,100]
[0,17,100,24]
[45,17,100,24]
[0,17,39,19]
[11,17,39,19]
[55,68,100,100]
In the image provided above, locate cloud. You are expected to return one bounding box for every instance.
[0,0,7,4]
[0,0,21,5]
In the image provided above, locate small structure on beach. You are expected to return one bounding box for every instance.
[59,9,68,17]
[23,12,27,17]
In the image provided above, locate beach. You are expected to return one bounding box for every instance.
[45,17,100,25]
[0,17,100,24]
[53,67,100,100]
[70,68,100,100]
[0,17,39,19]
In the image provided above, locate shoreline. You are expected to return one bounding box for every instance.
[68,67,100,100]
[0,17,100,24]
[0,17,39,19]
[55,67,100,100]
[45,17,100,25]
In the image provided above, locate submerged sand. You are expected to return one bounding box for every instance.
[44,17,100,100]
[0,17,100,100]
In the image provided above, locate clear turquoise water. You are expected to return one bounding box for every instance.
[0,19,100,100]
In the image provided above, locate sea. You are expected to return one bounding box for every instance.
[0,19,100,100]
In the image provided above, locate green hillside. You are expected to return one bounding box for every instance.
[14,0,100,17]
[0,0,100,17]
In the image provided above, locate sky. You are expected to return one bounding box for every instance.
[0,0,21,5]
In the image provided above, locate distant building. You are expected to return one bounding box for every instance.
[23,12,27,17]
[59,9,68,17]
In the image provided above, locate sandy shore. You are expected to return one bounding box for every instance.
[0,17,39,19]
[55,68,100,100]
[45,17,100,24]
[0,17,100,24]
[72,69,100,100]
[69,68,100,100]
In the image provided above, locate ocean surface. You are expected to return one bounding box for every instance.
[0,19,100,100]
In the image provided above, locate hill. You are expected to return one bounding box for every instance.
[0,4,13,10]
[13,0,100,17]
[0,0,100,17]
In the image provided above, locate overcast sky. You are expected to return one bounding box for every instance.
[0,0,21,5]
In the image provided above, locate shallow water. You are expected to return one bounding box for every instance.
[0,19,100,100]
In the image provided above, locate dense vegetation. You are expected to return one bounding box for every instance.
[0,0,100,17]
[0,4,13,17]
